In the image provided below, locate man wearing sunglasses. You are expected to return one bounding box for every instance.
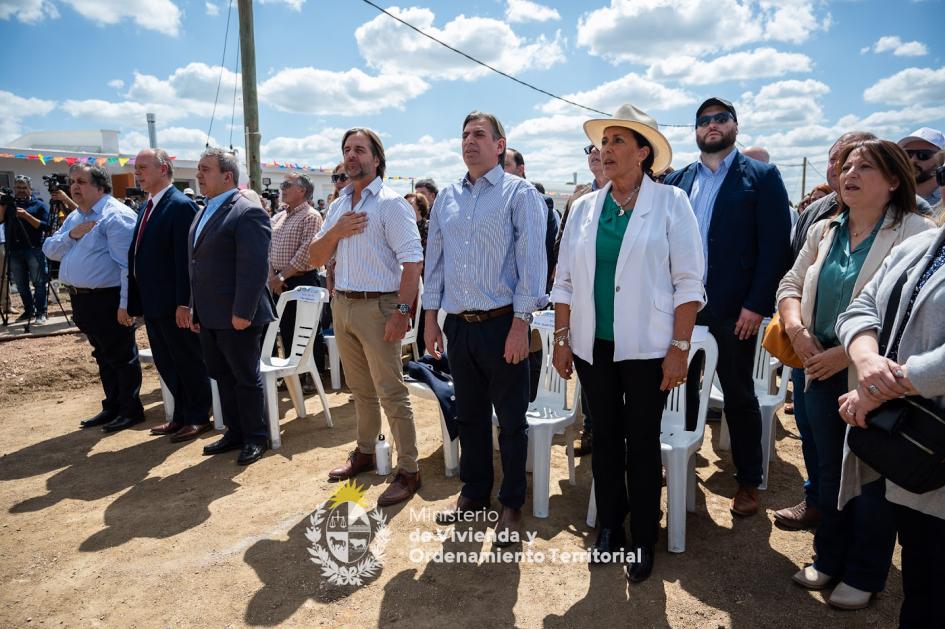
[664,97,792,518]
[898,127,944,208]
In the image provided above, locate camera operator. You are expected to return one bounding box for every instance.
[0,175,51,324]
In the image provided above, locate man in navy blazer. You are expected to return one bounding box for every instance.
[128,149,213,442]
[664,97,791,517]
[189,148,275,465]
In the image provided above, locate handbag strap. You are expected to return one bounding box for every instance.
[878,257,921,355]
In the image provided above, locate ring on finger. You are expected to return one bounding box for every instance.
[867,384,880,395]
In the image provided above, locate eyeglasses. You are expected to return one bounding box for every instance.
[583,144,599,155]
[696,111,735,128]
[279,180,297,190]
[904,149,937,161]
[331,173,348,184]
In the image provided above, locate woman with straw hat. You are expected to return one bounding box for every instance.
[550,104,706,583]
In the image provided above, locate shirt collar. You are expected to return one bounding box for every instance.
[341,176,383,200]
[698,148,737,176]
[149,184,174,208]
[462,163,504,189]
[87,194,111,217]
[287,202,309,215]
[207,188,237,212]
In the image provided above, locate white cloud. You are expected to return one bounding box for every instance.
[386,135,465,184]
[60,99,190,127]
[577,0,827,64]
[505,0,560,23]
[205,1,218,16]
[0,90,56,144]
[863,66,945,106]
[120,127,224,160]
[61,0,182,36]
[647,48,813,85]
[261,128,348,165]
[259,0,304,10]
[355,6,564,81]
[736,79,831,130]
[258,67,428,116]
[107,79,125,90]
[864,35,929,57]
[538,73,696,116]
[837,104,945,138]
[0,0,58,23]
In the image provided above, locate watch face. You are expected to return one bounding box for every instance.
[397,304,411,315]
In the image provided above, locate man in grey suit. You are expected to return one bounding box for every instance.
[189,148,275,465]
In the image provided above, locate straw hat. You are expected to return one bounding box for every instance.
[583,104,673,174]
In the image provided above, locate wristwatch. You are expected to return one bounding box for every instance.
[277,273,286,284]
[670,339,691,352]
[396,303,412,317]
[513,312,534,325]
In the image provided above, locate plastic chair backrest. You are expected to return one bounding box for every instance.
[535,325,570,412]
[752,318,774,391]
[660,328,719,437]
[261,286,329,368]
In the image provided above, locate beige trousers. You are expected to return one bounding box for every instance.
[333,293,418,473]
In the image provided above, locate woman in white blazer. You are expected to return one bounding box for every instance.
[550,104,706,584]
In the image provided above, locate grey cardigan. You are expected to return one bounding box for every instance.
[836,225,945,519]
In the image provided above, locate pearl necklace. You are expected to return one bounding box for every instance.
[611,185,641,216]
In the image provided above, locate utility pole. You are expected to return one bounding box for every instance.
[800,156,808,199]
[237,0,261,193]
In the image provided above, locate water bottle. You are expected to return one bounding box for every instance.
[375,434,392,475]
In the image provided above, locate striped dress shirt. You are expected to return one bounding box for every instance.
[317,176,422,292]
[423,164,548,314]
[689,148,737,281]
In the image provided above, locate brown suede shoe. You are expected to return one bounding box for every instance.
[494,506,523,548]
[150,421,183,436]
[774,500,822,530]
[731,485,759,517]
[377,470,421,507]
[436,495,492,525]
[170,423,213,443]
[328,449,375,481]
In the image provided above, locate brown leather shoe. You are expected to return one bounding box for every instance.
[377,470,421,507]
[731,485,759,517]
[436,495,492,525]
[150,421,183,436]
[774,500,822,530]
[328,449,375,481]
[169,423,213,443]
[494,506,523,548]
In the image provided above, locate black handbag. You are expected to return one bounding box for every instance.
[846,259,945,494]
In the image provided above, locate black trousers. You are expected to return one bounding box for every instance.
[71,287,143,419]
[574,340,667,546]
[277,271,324,368]
[685,308,763,487]
[144,315,211,425]
[199,325,268,445]
[444,312,529,510]
[896,503,945,628]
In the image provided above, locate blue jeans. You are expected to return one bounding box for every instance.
[791,367,818,506]
[806,369,896,592]
[9,247,47,317]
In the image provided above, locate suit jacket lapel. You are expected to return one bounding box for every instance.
[193,191,239,251]
[583,184,609,281]
[614,176,655,277]
[134,188,173,256]
[854,213,902,296]
[707,153,742,238]
[678,164,697,196]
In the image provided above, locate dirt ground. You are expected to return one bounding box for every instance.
[0,329,903,628]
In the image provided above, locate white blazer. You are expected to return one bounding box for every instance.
[551,176,706,363]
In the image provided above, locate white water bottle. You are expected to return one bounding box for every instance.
[375,434,392,476]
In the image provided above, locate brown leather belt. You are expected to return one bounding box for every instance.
[456,304,514,323]
[336,290,396,300]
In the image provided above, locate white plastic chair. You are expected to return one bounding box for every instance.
[493,324,580,518]
[586,328,719,553]
[138,347,224,431]
[260,286,333,449]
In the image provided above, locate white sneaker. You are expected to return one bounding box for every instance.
[34,315,48,326]
[828,582,872,610]
[792,565,834,590]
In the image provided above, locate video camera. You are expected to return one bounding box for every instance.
[0,186,13,208]
[42,173,70,194]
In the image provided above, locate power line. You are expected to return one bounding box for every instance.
[207,0,235,147]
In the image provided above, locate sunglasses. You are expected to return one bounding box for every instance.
[696,111,735,128]
[331,173,348,183]
[279,180,297,190]
[904,149,937,161]
[583,144,599,155]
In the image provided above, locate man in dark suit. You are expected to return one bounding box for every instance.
[664,97,791,517]
[129,148,212,442]
[189,148,275,465]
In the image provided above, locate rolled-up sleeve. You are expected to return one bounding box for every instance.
[668,191,706,309]
[385,198,423,265]
[511,186,549,313]
[289,211,322,272]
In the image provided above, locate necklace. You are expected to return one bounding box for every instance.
[850,217,881,239]
[611,184,641,216]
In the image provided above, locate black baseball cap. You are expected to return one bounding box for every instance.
[696,97,737,123]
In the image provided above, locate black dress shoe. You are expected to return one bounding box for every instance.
[237,441,268,465]
[626,545,655,583]
[102,416,144,433]
[589,527,626,564]
[80,410,116,428]
[203,437,243,456]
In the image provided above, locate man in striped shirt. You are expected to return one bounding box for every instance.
[424,111,548,547]
[309,128,424,507]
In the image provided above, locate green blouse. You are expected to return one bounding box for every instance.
[812,212,883,347]
[594,193,632,341]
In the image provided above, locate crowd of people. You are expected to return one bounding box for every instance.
[3,96,945,626]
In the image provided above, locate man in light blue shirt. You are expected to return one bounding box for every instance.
[424,111,547,545]
[43,163,143,432]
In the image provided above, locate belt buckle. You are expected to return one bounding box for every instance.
[462,312,483,323]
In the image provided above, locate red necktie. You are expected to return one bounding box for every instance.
[135,199,154,254]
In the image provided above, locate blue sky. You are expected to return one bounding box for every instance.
[1,0,943,200]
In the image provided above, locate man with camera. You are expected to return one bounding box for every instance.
[0,176,51,325]
[43,163,144,432]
